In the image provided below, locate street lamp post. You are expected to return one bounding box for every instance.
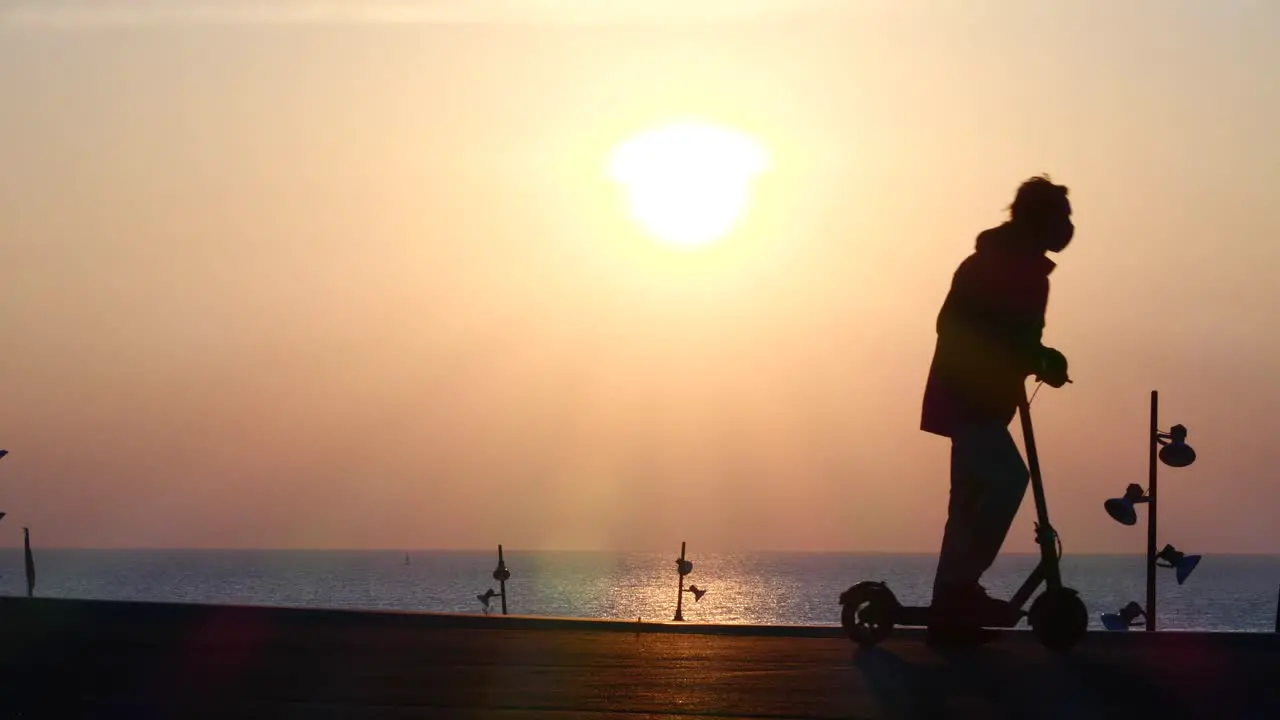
[1146,390,1159,630]
[1101,391,1199,632]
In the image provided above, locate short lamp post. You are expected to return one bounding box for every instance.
[477,544,511,615]
[1101,390,1200,631]
[672,542,707,622]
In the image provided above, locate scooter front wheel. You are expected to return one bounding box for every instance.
[1028,587,1088,652]
[839,581,899,645]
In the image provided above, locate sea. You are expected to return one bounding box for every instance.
[1,549,1277,632]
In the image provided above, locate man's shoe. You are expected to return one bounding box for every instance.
[970,585,1017,625]
[933,583,1015,626]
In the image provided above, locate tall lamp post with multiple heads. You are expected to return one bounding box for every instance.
[1101,391,1200,631]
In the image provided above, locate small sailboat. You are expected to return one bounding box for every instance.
[403,552,411,566]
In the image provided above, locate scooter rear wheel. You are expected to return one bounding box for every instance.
[839,581,898,645]
[1028,587,1088,652]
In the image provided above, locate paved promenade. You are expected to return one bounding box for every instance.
[0,597,1275,718]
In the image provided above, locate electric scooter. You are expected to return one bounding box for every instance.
[839,378,1088,652]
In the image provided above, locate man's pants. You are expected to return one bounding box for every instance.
[932,423,1030,600]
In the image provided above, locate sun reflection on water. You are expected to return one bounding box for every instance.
[12,549,1280,631]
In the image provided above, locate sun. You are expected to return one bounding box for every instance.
[608,120,769,249]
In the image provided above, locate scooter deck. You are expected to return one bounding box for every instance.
[895,605,1026,629]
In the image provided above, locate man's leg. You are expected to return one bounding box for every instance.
[960,425,1030,582]
[932,441,980,602]
[929,423,1029,644]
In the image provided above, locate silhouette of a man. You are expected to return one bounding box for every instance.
[921,175,1073,645]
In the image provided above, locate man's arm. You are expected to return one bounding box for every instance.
[940,255,1050,375]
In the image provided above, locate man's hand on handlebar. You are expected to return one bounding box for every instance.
[1036,346,1071,388]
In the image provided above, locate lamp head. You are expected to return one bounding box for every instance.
[676,559,694,577]
[493,563,511,582]
[477,588,499,608]
[1104,484,1149,526]
[1101,601,1146,631]
[1174,554,1202,585]
[1155,544,1202,585]
[1104,498,1137,526]
[1099,612,1128,631]
[0,449,8,460]
[689,585,707,602]
[1158,425,1196,468]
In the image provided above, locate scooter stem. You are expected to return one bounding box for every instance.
[1018,384,1062,590]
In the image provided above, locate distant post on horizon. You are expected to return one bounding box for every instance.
[0,450,8,526]
[494,545,509,615]
[1100,390,1200,632]
[23,526,36,598]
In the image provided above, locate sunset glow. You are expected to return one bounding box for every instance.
[608,121,769,249]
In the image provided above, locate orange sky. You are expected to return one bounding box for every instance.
[1,1,1277,552]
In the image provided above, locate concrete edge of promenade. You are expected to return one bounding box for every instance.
[1,596,1277,651]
